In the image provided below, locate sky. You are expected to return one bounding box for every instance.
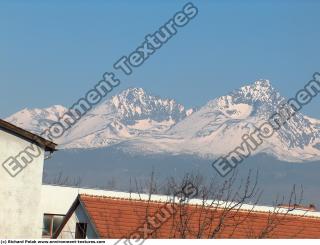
[1,0,320,119]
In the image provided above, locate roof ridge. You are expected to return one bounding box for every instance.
[79,194,170,204]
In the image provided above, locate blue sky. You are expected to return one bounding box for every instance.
[1,0,320,118]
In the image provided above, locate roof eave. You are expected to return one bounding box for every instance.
[0,119,57,152]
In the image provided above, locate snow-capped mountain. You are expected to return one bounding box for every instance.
[6,87,193,147]
[162,80,320,161]
[5,81,320,162]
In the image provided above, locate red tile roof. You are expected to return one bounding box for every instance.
[59,194,320,239]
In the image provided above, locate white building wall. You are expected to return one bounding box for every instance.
[57,205,98,239]
[41,185,123,216]
[0,129,45,238]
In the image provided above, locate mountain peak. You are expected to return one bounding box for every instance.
[119,87,146,97]
[240,79,274,93]
[253,79,271,88]
[114,87,181,109]
[94,87,189,126]
[49,105,67,111]
[233,79,279,103]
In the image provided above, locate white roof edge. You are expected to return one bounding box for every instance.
[42,184,320,218]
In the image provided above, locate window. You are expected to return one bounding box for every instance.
[42,214,65,238]
[75,223,87,239]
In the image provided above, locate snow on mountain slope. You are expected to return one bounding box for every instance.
[5,81,320,161]
[6,105,68,136]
